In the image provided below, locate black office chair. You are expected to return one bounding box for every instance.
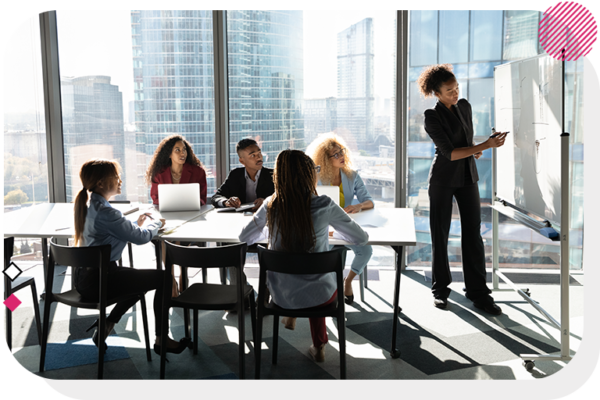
[158,241,256,379]
[108,200,135,269]
[255,245,348,379]
[39,241,152,379]
[4,237,42,350]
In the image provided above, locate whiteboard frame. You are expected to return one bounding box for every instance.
[492,53,572,367]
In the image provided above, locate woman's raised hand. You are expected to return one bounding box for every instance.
[486,132,508,149]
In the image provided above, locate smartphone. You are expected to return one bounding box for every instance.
[490,131,509,138]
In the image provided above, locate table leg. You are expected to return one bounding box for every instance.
[40,238,49,301]
[390,245,403,359]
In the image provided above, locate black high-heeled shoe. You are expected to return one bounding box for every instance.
[344,294,354,306]
[86,319,108,353]
[153,337,192,357]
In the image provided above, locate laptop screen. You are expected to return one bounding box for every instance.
[158,183,201,212]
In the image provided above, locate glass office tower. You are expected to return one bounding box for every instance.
[337,18,375,151]
[226,11,304,168]
[61,75,126,202]
[131,10,216,201]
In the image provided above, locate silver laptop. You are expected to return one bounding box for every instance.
[158,183,201,212]
[316,185,340,206]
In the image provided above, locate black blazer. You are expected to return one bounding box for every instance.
[424,99,479,186]
[211,167,275,206]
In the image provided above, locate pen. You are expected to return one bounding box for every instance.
[55,227,70,231]
[143,213,154,220]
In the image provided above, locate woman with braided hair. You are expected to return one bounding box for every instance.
[417,64,507,315]
[239,150,368,362]
[74,159,190,355]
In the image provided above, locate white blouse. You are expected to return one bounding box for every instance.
[239,194,369,309]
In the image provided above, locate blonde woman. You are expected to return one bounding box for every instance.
[307,133,374,305]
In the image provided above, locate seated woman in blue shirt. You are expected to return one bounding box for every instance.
[74,159,189,355]
[308,133,374,305]
[239,150,368,362]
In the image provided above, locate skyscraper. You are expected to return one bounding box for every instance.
[337,18,374,150]
[227,11,304,166]
[61,75,126,201]
[131,10,304,202]
[131,10,216,202]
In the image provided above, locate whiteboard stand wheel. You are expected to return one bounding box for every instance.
[523,360,535,371]
[523,288,531,297]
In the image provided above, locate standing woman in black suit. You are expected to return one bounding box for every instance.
[417,64,508,314]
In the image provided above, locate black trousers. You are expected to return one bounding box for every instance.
[75,262,165,336]
[428,183,491,302]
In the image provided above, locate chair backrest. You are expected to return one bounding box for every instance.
[257,245,346,276]
[46,241,112,304]
[4,237,14,268]
[49,241,112,271]
[256,245,347,312]
[164,241,247,270]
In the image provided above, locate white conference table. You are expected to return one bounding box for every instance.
[3,202,416,358]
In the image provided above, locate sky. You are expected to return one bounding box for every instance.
[4,9,396,118]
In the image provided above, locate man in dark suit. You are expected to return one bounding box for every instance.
[212,138,275,211]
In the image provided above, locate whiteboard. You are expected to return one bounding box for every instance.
[494,54,563,225]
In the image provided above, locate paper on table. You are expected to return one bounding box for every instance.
[349,209,387,227]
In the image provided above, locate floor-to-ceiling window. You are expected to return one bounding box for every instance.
[3,16,49,262]
[56,10,217,203]
[406,10,584,271]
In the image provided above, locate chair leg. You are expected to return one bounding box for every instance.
[272,315,279,365]
[364,265,368,289]
[98,310,106,379]
[30,283,42,346]
[128,243,134,269]
[338,310,347,379]
[39,296,53,372]
[255,309,264,379]
[248,295,257,342]
[184,307,190,339]
[202,267,208,283]
[238,303,245,379]
[139,294,152,362]
[193,310,198,355]
[219,267,226,285]
[6,292,12,351]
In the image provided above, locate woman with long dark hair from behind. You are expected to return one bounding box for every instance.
[74,158,190,355]
[239,150,368,362]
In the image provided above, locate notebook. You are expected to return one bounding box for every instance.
[157,183,201,212]
[316,185,340,206]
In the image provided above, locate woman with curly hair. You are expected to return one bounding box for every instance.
[145,134,208,297]
[145,134,207,207]
[239,150,368,362]
[417,63,507,315]
[307,133,374,306]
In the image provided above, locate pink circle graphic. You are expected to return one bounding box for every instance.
[539,1,597,61]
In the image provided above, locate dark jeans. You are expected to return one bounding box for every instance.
[75,262,165,335]
[428,183,491,302]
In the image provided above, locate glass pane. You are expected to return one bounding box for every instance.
[470,11,503,61]
[439,11,469,64]
[503,11,540,61]
[226,10,396,205]
[57,10,217,203]
[3,16,48,262]
[409,11,438,67]
[407,10,569,270]
[226,11,305,168]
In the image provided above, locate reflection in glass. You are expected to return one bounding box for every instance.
[470,11,503,62]
[409,11,438,67]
